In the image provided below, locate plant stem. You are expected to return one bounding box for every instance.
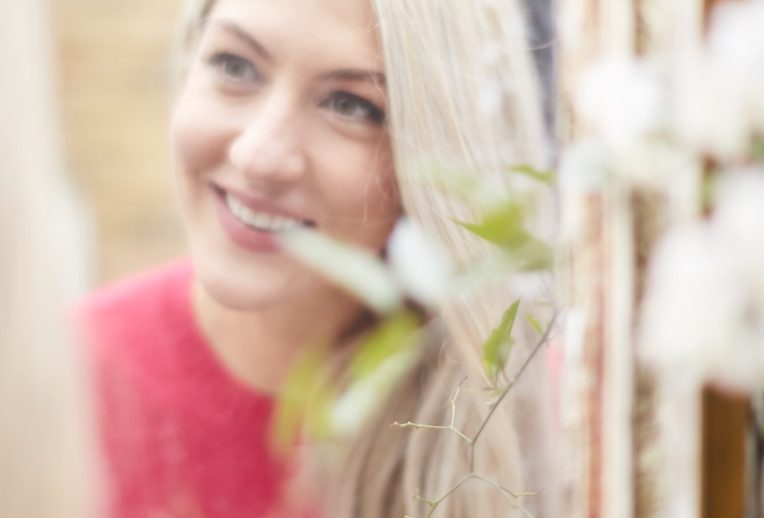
[468,311,558,472]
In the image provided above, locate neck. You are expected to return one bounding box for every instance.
[191,279,364,394]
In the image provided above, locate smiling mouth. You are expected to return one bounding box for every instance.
[223,191,311,233]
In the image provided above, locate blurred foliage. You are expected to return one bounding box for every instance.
[271,344,335,451]
[280,228,402,314]
[456,201,553,271]
[482,299,521,386]
[274,158,555,447]
[753,139,764,163]
[526,313,545,335]
[510,164,555,186]
[349,311,421,381]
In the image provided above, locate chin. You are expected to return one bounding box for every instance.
[196,259,291,312]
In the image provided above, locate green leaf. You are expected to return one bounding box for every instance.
[331,343,419,437]
[329,311,422,436]
[455,201,526,248]
[752,139,764,163]
[509,163,556,185]
[279,227,402,314]
[526,313,544,335]
[271,346,335,450]
[482,299,521,383]
[455,201,554,271]
[508,238,554,272]
[349,311,421,381]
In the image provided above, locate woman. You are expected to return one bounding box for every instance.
[80,0,555,516]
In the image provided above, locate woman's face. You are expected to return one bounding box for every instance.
[171,0,399,310]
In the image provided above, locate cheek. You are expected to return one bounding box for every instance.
[169,89,228,178]
[325,139,399,217]
[365,145,399,216]
[315,138,400,251]
[365,164,400,217]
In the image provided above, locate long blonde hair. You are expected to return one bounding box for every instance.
[339,2,555,516]
[180,0,556,516]
[0,0,97,516]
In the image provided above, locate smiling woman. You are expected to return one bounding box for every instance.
[172,0,399,314]
[78,0,555,516]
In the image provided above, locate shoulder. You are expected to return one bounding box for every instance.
[75,260,195,356]
[79,260,192,313]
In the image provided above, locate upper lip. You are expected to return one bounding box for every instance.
[213,184,314,225]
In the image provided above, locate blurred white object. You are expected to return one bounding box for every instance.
[0,0,96,516]
[640,170,764,392]
[673,2,764,161]
[387,218,453,309]
[279,227,403,314]
[576,58,664,151]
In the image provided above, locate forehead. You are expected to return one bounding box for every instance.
[206,0,382,65]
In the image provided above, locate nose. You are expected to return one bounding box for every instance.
[228,93,308,185]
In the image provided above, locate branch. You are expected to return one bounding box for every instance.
[413,474,536,518]
[397,312,558,517]
[469,474,536,518]
[392,378,472,444]
[416,475,471,518]
[468,311,558,472]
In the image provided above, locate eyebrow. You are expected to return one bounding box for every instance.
[319,69,387,88]
[210,19,274,63]
[205,19,386,88]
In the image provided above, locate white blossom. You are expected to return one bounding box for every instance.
[640,171,764,392]
[640,225,742,388]
[612,140,697,190]
[673,3,764,160]
[713,170,764,296]
[672,55,750,161]
[709,3,764,138]
[576,58,664,151]
[387,218,453,309]
[558,138,611,241]
[279,228,402,313]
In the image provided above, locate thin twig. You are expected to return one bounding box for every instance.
[415,474,536,518]
[469,474,536,518]
[393,421,472,443]
[392,378,472,444]
[468,311,558,472]
[399,311,558,517]
[417,475,472,518]
[447,378,468,428]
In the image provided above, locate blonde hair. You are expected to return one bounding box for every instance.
[180,0,556,516]
[340,2,555,516]
[0,0,97,516]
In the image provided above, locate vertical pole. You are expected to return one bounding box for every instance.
[701,387,750,518]
[697,2,753,517]
[557,1,638,517]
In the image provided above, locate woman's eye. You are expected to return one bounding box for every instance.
[207,52,260,84]
[322,92,385,124]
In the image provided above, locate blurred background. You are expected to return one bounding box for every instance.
[51,0,186,284]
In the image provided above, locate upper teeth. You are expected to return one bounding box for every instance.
[225,193,304,232]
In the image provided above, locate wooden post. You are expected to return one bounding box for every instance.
[701,387,750,518]
[697,2,753,517]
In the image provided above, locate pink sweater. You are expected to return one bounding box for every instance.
[79,261,300,518]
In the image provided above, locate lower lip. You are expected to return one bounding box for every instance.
[213,189,282,253]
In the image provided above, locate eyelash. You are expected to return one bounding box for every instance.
[205,52,385,125]
[207,52,260,84]
[321,92,386,125]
